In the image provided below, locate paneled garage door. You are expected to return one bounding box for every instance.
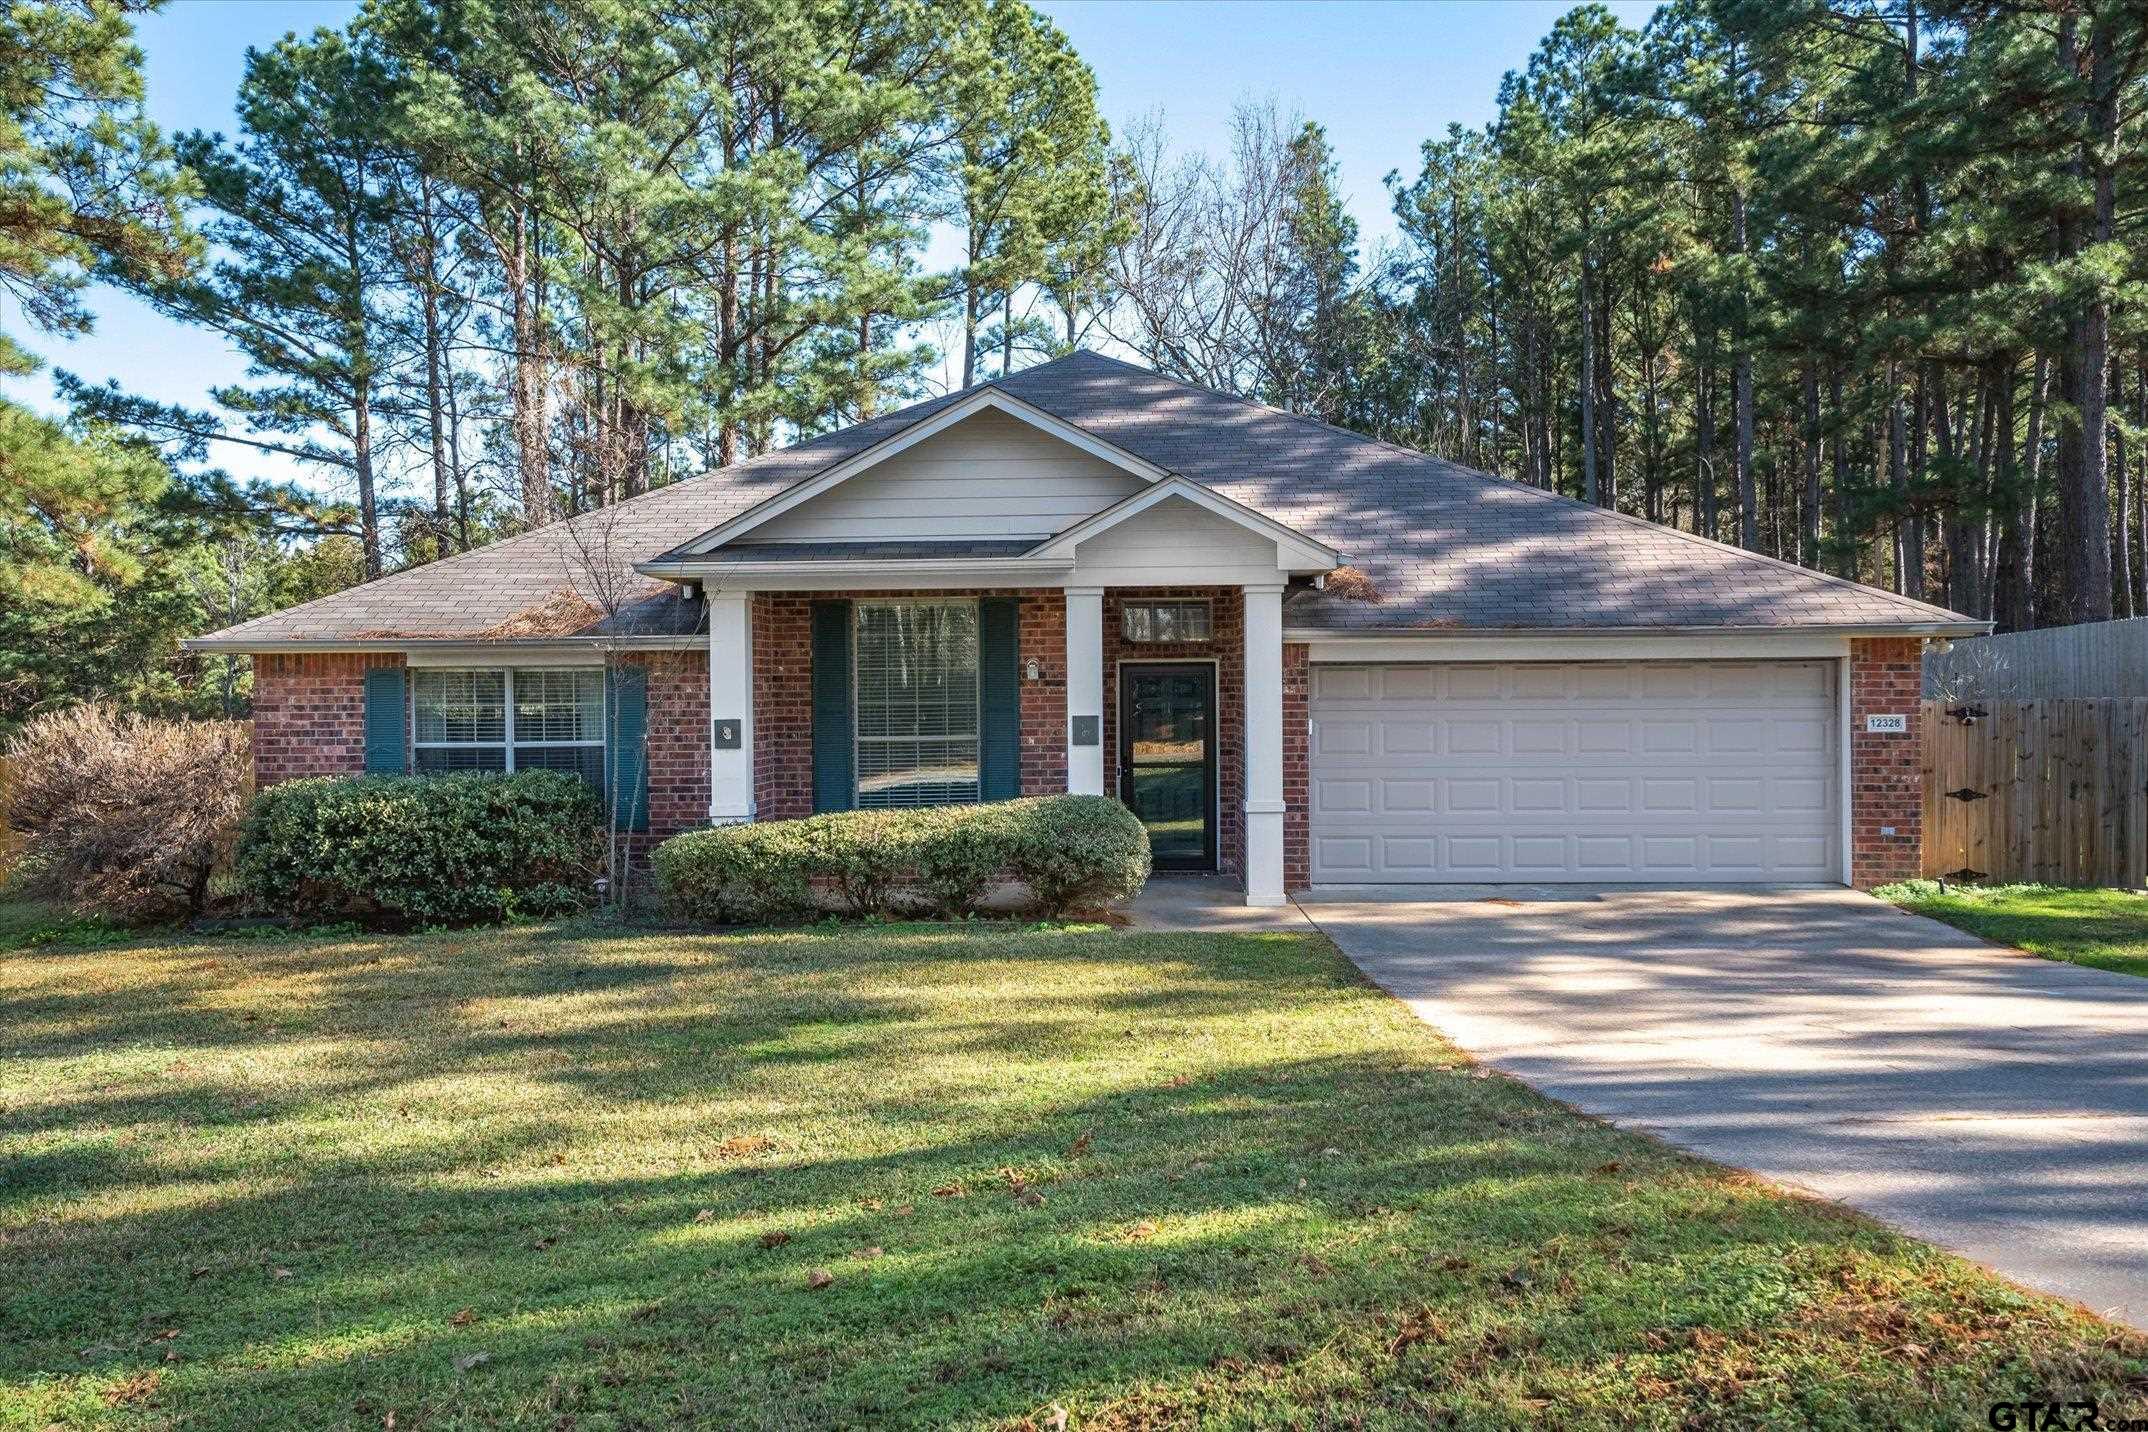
[1308,661,1838,883]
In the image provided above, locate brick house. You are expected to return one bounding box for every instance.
[192,352,1983,904]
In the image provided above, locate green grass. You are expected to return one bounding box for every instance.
[3,909,2143,1430]
[1880,881,2148,980]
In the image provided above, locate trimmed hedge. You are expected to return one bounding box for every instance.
[651,794,1150,925]
[235,771,604,924]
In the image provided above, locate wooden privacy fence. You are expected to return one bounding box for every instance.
[1921,698,2148,888]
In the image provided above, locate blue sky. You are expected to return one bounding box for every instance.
[9,0,1658,486]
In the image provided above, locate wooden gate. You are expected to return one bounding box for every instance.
[1921,698,2148,887]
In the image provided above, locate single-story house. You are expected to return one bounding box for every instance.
[188,351,1985,905]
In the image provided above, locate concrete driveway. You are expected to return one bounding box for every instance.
[1300,885,2148,1328]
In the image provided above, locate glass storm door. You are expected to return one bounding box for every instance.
[1119,664,1217,870]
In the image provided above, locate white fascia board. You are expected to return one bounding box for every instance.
[1295,632,1860,662]
[180,635,706,659]
[650,557,1074,593]
[674,389,1176,557]
[1032,475,1338,572]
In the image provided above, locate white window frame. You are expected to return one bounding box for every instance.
[1122,598,1214,644]
[411,667,606,776]
[852,599,983,809]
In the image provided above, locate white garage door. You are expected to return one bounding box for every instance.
[1309,661,1838,883]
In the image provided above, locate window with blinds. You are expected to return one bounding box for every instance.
[854,601,980,807]
[413,669,507,772]
[412,667,604,788]
[512,668,606,786]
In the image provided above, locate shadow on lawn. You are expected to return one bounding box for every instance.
[5,921,2144,1428]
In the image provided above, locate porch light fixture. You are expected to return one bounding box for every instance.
[1025,658,1043,681]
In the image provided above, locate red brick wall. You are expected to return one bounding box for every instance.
[1018,592,1069,795]
[251,652,403,787]
[1283,641,1310,893]
[630,651,708,838]
[1100,587,1246,875]
[252,650,710,840]
[753,596,815,821]
[752,590,1069,821]
[1849,637,1924,887]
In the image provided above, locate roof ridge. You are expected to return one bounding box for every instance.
[1068,350,1975,626]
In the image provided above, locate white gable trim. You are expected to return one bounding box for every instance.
[1033,475,1338,573]
[674,388,1175,556]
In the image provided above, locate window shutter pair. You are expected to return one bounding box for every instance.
[811,598,1020,813]
[360,663,648,834]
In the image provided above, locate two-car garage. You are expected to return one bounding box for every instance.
[1307,659,1841,884]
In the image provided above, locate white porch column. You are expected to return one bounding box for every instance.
[707,590,755,824]
[1242,583,1287,906]
[1065,586,1105,795]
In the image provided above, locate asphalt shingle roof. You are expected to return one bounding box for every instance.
[195,350,1977,645]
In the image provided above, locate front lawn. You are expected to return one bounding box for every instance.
[3,912,2143,1429]
[1880,881,2148,981]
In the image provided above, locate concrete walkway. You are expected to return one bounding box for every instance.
[1297,885,2148,1329]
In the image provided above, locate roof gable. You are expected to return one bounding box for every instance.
[671,386,1172,557]
[1030,474,1336,572]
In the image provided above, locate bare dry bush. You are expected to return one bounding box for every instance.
[5,705,251,918]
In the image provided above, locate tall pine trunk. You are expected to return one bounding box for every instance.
[1801,366,1822,567]
[1696,357,1717,540]
[1889,373,1919,598]
[1731,187,1756,549]
[1829,368,1853,578]
[2054,10,2115,624]
[508,202,552,527]
[1579,246,1597,504]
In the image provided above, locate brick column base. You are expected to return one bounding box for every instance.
[1848,637,1924,887]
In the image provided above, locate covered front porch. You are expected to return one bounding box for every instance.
[688,581,1300,907]
[629,391,1339,908]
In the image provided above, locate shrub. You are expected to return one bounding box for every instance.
[651,794,1148,924]
[1003,795,1151,916]
[235,771,603,925]
[797,808,914,916]
[648,819,816,925]
[4,705,251,919]
[906,805,1021,917]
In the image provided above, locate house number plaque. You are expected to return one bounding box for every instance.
[1069,715,1100,747]
[712,719,742,749]
[1864,713,1908,734]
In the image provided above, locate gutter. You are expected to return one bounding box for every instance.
[179,634,708,657]
[1284,621,1993,642]
[635,556,1074,581]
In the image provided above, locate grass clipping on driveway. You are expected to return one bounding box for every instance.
[1881,881,2148,981]
[3,919,2144,1429]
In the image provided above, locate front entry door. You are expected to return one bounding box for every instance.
[1119,663,1217,870]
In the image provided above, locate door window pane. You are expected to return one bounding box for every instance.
[1123,600,1213,643]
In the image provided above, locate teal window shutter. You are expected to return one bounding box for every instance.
[978,597,1020,802]
[811,601,855,812]
[363,666,407,774]
[606,664,650,832]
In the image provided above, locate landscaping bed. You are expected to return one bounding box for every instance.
[2,909,2142,1428]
